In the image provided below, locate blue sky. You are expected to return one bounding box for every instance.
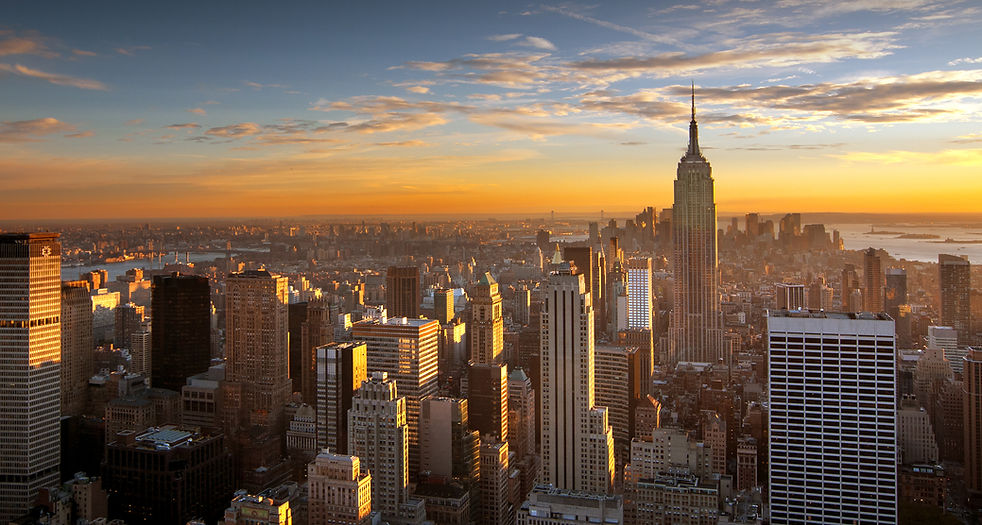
[2,1,982,218]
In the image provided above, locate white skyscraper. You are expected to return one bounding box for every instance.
[625,257,652,330]
[539,263,614,494]
[0,233,62,520]
[768,310,896,524]
[669,89,724,365]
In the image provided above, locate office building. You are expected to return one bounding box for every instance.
[434,288,454,325]
[964,348,982,492]
[480,438,514,525]
[863,248,883,312]
[884,267,908,318]
[387,266,421,318]
[307,451,372,525]
[595,345,642,467]
[315,341,367,454]
[0,233,62,521]
[623,471,717,525]
[301,299,333,407]
[508,367,536,461]
[352,316,440,478]
[929,325,963,374]
[419,397,480,485]
[467,362,508,442]
[61,279,93,417]
[768,310,896,524]
[224,493,293,525]
[114,302,145,350]
[669,93,724,365]
[151,273,211,392]
[347,372,425,524]
[103,426,234,524]
[517,485,623,525]
[540,264,615,494]
[288,302,309,396]
[940,254,972,346]
[898,396,939,464]
[470,272,503,364]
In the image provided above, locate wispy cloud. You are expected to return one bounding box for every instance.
[124,119,145,126]
[65,130,95,139]
[0,63,108,90]
[205,122,262,137]
[244,80,288,90]
[489,34,523,42]
[519,36,557,51]
[115,45,151,56]
[540,5,684,47]
[834,148,982,167]
[166,123,201,130]
[0,117,77,142]
[949,57,982,66]
[187,107,207,115]
[406,85,430,94]
[72,49,97,57]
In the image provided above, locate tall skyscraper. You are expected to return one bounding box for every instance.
[433,288,454,325]
[419,396,480,523]
[940,254,972,346]
[469,272,503,364]
[0,233,62,521]
[768,310,896,524]
[387,266,421,318]
[625,257,652,330]
[964,348,982,492]
[61,279,93,418]
[347,372,426,524]
[479,438,514,525]
[863,247,883,312]
[307,451,373,525]
[774,283,805,310]
[316,341,367,454]
[669,90,724,365]
[352,316,440,478]
[539,264,615,494]
[301,299,333,407]
[467,362,508,442]
[884,267,908,318]
[151,273,211,392]
[224,270,291,431]
[114,302,145,351]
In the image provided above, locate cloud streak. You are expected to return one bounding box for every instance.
[0,117,78,142]
[0,63,108,90]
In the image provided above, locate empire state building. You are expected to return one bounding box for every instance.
[669,87,725,364]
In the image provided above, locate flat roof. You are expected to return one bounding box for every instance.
[768,309,892,321]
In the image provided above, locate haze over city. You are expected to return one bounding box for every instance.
[3,0,982,219]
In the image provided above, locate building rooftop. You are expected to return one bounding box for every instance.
[768,309,892,321]
[0,232,60,241]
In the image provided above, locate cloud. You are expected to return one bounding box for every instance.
[72,49,97,57]
[833,148,982,167]
[540,5,683,47]
[0,33,55,57]
[245,81,288,90]
[166,123,201,130]
[187,108,207,115]
[519,36,557,51]
[124,119,145,126]
[406,85,430,94]
[115,46,150,56]
[567,32,899,76]
[949,57,982,66]
[0,117,77,142]
[65,130,94,138]
[373,140,430,147]
[405,52,553,88]
[951,133,982,144]
[205,123,262,137]
[0,63,108,90]
[489,34,523,41]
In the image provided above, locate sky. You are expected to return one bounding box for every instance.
[2,0,982,219]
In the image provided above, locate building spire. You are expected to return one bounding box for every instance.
[686,81,700,157]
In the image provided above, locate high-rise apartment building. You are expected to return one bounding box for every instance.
[470,272,503,364]
[595,345,642,467]
[387,266,421,318]
[940,254,972,346]
[419,396,480,523]
[316,341,367,454]
[0,233,62,521]
[774,283,805,310]
[625,257,652,330]
[151,273,211,392]
[540,265,615,494]
[669,93,724,365]
[480,438,514,525]
[467,362,508,442]
[352,316,439,478]
[61,279,93,417]
[224,270,291,431]
[114,302,145,350]
[507,367,536,461]
[307,451,372,525]
[347,372,426,524]
[863,248,884,312]
[768,310,896,524]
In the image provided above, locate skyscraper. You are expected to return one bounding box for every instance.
[151,273,211,392]
[224,270,291,431]
[539,264,615,494]
[469,272,503,364]
[669,89,724,365]
[307,451,373,525]
[0,233,62,521]
[61,279,93,418]
[940,254,972,346]
[774,282,806,310]
[316,341,368,454]
[964,348,982,492]
[387,266,421,318]
[467,362,508,442]
[347,372,426,524]
[625,257,652,330]
[433,288,454,325]
[884,267,908,318]
[768,310,896,524]
[352,316,440,478]
[863,247,883,312]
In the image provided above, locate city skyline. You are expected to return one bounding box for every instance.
[3,1,982,219]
